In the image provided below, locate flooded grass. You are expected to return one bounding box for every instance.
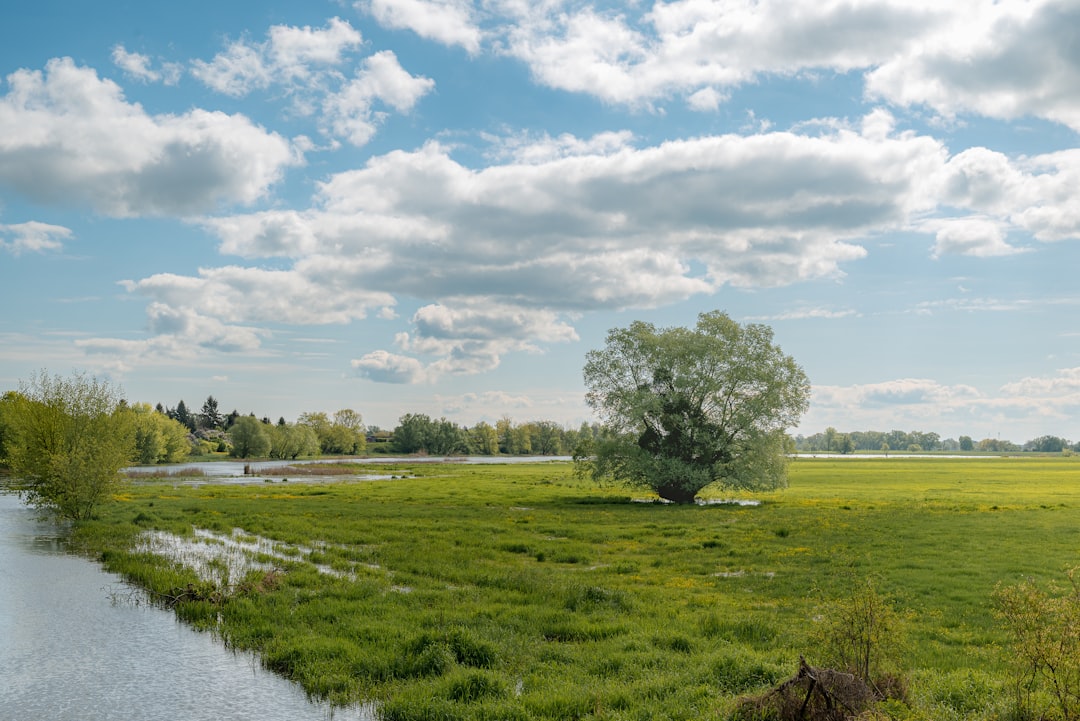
[125,467,209,479]
[75,457,1080,718]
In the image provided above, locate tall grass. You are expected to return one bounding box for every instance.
[74,457,1080,718]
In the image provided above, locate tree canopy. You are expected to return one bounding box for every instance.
[577,311,810,503]
[2,371,135,520]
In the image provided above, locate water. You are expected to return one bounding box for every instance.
[0,493,373,721]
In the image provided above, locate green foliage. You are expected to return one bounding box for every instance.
[993,567,1080,721]
[4,370,134,520]
[811,575,908,687]
[131,402,191,464]
[578,311,810,502]
[228,415,271,458]
[393,413,468,455]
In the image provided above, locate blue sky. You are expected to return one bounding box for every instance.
[3,0,1080,443]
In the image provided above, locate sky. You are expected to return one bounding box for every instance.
[2,0,1080,443]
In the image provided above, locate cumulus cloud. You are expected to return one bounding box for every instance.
[357,0,482,54]
[497,0,938,107]
[354,0,1080,135]
[191,18,432,146]
[352,350,430,383]
[938,147,1080,244]
[192,17,363,95]
[0,221,72,255]
[926,217,1025,258]
[0,58,296,216]
[807,377,984,431]
[97,116,975,380]
[806,366,1080,439]
[866,0,1080,131]
[321,51,435,146]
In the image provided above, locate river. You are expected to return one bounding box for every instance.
[0,492,373,721]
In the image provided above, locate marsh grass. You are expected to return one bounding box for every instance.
[75,457,1080,719]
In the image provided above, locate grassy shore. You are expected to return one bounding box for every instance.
[74,457,1080,720]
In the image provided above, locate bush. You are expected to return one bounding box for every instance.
[994,567,1080,721]
[811,576,908,690]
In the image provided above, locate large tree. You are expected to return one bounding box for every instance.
[578,311,810,503]
[3,371,135,520]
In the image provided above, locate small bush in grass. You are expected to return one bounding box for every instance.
[709,650,786,694]
[994,567,1080,721]
[445,671,506,703]
[810,576,909,692]
[564,584,632,612]
[402,628,498,677]
[701,614,778,645]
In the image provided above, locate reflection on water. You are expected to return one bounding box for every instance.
[0,493,374,721]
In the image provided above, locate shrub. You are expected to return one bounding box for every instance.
[810,576,908,691]
[994,567,1080,721]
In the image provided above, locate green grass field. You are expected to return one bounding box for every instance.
[76,457,1080,720]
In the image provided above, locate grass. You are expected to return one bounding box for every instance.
[74,457,1080,719]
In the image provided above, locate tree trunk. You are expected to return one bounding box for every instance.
[656,483,697,504]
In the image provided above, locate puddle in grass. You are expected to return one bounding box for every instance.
[137,528,379,584]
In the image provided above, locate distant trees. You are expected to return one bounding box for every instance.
[297,409,366,455]
[228,416,271,458]
[199,395,223,431]
[131,403,191,464]
[2,371,135,520]
[267,422,320,460]
[792,429,1079,454]
[1024,435,1070,453]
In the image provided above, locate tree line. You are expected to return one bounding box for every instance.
[795,427,1077,454]
[151,396,595,459]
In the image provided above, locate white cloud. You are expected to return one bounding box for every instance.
[121,265,397,326]
[866,0,1080,131]
[805,366,1080,441]
[111,45,182,85]
[352,350,430,383]
[97,117,965,378]
[0,58,296,216]
[191,19,431,147]
[322,51,435,146]
[192,17,363,96]
[499,0,940,107]
[482,129,635,164]
[191,41,273,96]
[268,17,364,78]
[926,217,1025,258]
[0,221,72,255]
[358,0,482,54]
[939,147,1080,244]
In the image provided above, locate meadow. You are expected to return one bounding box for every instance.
[75,457,1080,720]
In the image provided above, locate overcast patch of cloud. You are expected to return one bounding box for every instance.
[0,58,296,216]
